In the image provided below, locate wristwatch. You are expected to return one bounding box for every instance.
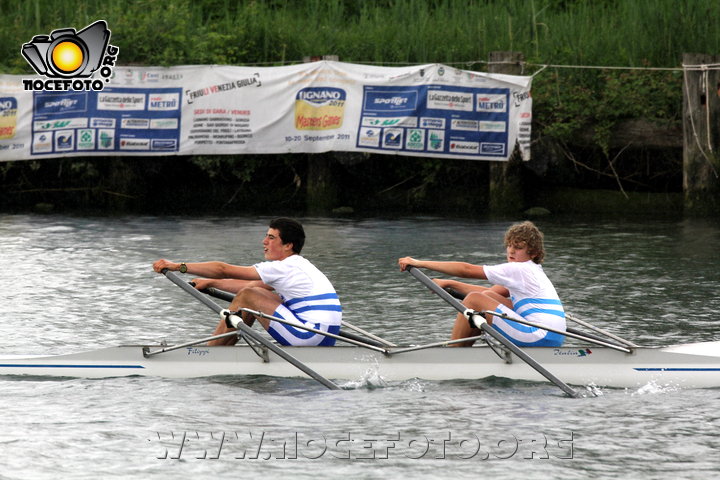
[179,262,188,273]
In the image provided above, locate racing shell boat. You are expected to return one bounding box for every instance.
[0,340,718,389]
[2,269,718,395]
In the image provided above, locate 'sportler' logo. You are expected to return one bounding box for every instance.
[21,20,119,92]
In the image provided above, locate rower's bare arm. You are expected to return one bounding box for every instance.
[187,262,260,280]
[398,257,486,279]
[191,278,267,293]
[152,259,260,280]
[434,279,496,296]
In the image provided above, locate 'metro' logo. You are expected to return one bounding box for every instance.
[21,20,119,92]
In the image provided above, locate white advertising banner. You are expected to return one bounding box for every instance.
[0,61,532,162]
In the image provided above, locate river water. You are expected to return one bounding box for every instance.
[1,213,718,479]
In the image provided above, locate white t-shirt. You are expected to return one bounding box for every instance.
[254,255,342,326]
[483,260,565,330]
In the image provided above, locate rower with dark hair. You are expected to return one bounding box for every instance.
[152,218,342,346]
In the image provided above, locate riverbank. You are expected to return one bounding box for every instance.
[0,152,694,218]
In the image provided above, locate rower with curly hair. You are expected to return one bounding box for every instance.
[398,221,565,347]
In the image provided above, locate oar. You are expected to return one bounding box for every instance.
[201,285,395,348]
[405,266,580,398]
[443,287,631,351]
[222,306,388,353]
[161,270,340,390]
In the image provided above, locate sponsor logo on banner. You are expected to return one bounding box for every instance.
[427,90,473,111]
[90,117,115,128]
[479,121,506,132]
[295,87,345,130]
[363,90,417,113]
[32,132,53,153]
[97,129,114,149]
[358,128,381,147]
[428,130,445,151]
[419,117,445,129]
[139,72,160,83]
[148,93,179,111]
[55,129,74,151]
[97,92,145,110]
[150,118,179,129]
[480,142,506,155]
[476,94,507,113]
[382,128,403,149]
[33,117,87,131]
[151,139,177,150]
[119,138,150,150]
[121,118,150,129]
[34,92,87,115]
[451,119,478,131]
[362,116,417,128]
[0,97,18,139]
[449,141,479,154]
[405,129,425,150]
[20,20,118,92]
[76,128,95,150]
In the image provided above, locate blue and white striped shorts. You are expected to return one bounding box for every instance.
[491,304,565,347]
[267,304,341,346]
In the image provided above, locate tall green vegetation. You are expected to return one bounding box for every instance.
[0,0,717,211]
[3,0,716,69]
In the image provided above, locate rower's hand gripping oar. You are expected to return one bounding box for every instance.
[405,266,580,398]
[160,269,340,390]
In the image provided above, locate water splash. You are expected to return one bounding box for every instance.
[631,380,681,396]
[584,382,605,397]
[340,360,389,390]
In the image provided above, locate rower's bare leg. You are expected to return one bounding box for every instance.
[450,291,514,347]
[208,287,282,346]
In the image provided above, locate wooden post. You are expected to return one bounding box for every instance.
[304,55,339,214]
[682,53,720,215]
[488,51,525,215]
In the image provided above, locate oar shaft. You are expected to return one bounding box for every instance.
[406,266,468,313]
[162,270,340,390]
[341,320,397,347]
[231,307,387,353]
[566,313,639,348]
[483,311,631,353]
[405,266,579,398]
[205,286,396,348]
[479,322,579,397]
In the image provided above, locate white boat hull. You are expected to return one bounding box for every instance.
[1,341,719,388]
